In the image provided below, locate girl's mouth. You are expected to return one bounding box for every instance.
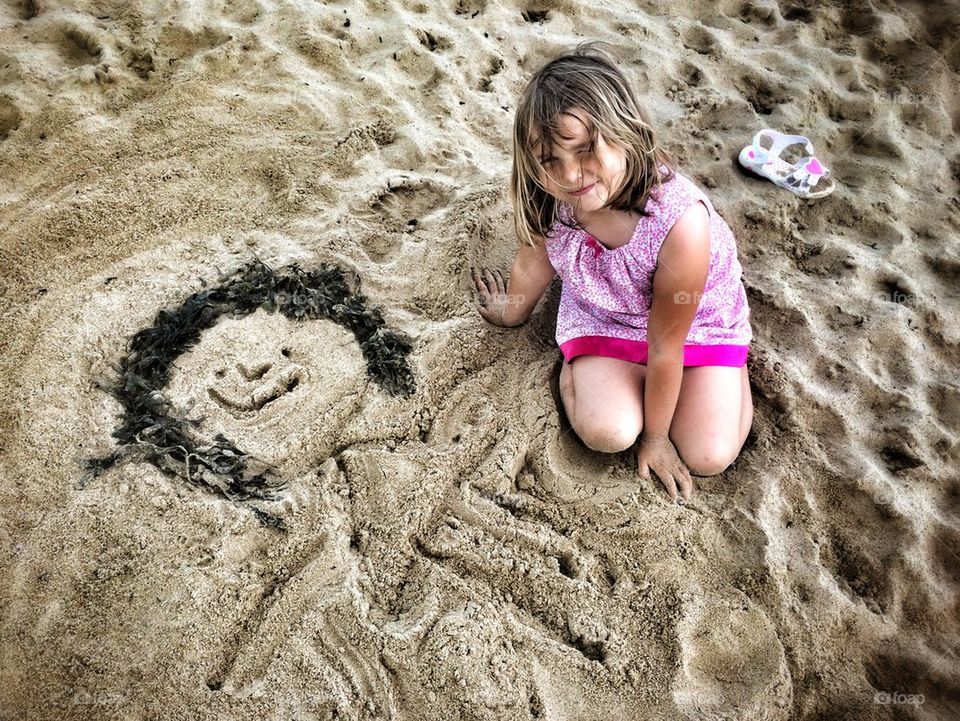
[572,183,595,197]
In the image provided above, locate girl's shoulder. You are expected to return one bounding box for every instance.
[648,166,704,206]
[545,201,580,245]
[645,167,713,233]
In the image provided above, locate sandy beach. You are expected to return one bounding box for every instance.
[1,0,959,718]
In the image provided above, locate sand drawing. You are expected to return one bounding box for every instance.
[86,259,415,519]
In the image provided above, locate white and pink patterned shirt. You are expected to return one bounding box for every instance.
[544,168,752,366]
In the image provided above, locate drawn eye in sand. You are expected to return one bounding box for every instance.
[88,260,416,515]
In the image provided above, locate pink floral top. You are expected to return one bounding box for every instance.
[544,168,752,366]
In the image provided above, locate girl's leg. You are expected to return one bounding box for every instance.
[738,364,754,450]
[668,364,753,476]
[559,355,647,453]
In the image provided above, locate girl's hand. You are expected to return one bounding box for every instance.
[636,433,694,502]
[472,267,517,327]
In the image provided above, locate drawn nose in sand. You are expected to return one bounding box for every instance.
[208,351,304,413]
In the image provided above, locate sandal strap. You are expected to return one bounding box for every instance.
[751,129,815,166]
[784,160,832,192]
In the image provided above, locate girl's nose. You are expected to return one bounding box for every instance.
[560,160,584,189]
[237,360,272,381]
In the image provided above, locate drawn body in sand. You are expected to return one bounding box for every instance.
[0,246,628,718]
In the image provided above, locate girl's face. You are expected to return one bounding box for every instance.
[534,107,628,217]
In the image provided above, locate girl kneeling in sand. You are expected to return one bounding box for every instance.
[473,42,753,503]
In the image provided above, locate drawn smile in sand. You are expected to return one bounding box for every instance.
[89,260,416,507]
[206,350,306,416]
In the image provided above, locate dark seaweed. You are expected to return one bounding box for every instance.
[88,260,415,507]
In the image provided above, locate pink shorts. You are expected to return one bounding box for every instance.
[561,336,749,367]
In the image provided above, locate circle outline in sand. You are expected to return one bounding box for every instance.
[87,259,416,515]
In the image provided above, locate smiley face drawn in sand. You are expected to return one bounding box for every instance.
[166,308,366,473]
[207,342,307,417]
[89,260,416,510]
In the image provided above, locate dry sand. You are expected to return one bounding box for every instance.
[1,0,959,719]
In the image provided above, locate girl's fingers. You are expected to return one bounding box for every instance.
[637,455,651,481]
[676,467,693,501]
[493,269,506,294]
[471,268,489,298]
[483,268,496,291]
[659,470,678,501]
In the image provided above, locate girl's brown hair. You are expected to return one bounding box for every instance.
[510,40,674,248]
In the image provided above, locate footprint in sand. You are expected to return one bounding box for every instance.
[352,174,452,260]
[815,497,909,615]
[729,1,780,28]
[778,2,814,23]
[672,589,791,719]
[57,25,104,67]
[680,23,719,56]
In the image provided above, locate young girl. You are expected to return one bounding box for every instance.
[473,42,753,503]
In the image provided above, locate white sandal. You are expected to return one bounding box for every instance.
[738,129,835,199]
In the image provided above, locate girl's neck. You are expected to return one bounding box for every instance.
[576,206,641,249]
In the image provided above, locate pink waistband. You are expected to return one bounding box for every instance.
[560,336,749,367]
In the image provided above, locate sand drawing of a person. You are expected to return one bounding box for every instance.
[4,251,557,719]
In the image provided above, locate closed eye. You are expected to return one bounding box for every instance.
[541,144,594,164]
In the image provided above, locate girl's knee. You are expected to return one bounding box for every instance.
[676,436,739,476]
[578,416,641,454]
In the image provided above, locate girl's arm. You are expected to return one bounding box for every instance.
[503,238,557,326]
[642,201,711,438]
